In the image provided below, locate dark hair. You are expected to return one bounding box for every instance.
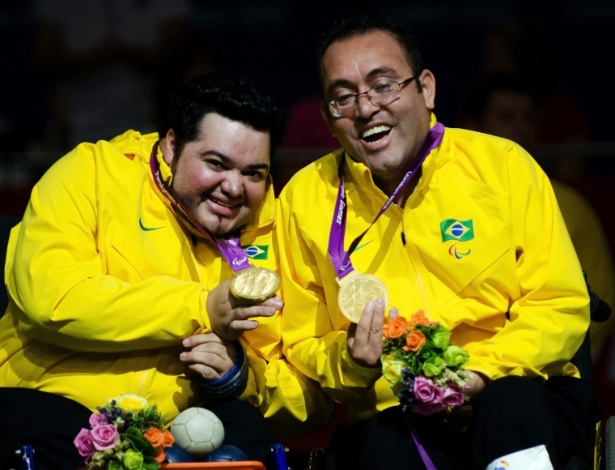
[158,72,286,158]
[458,72,542,122]
[317,9,425,78]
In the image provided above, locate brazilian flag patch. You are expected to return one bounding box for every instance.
[440,219,474,242]
[243,245,269,260]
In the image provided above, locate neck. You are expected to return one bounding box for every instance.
[374,166,422,207]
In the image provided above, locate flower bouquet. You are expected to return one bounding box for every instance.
[381,310,473,416]
[74,394,174,470]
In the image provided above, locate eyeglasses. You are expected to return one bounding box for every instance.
[327,76,417,118]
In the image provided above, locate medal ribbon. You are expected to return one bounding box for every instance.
[149,142,251,272]
[328,123,444,279]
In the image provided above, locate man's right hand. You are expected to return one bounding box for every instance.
[206,280,283,342]
[346,298,388,368]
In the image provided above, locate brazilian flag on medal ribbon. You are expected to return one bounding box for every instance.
[243,244,269,260]
[440,219,474,242]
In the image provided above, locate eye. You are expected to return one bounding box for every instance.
[243,170,267,182]
[205,159,225,170]
[334,93,355,107]
[372,80,395,94]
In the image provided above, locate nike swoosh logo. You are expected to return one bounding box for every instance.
[347,240,373,255]
[139,217,165,232]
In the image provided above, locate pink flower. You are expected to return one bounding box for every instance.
[90,423,120,451]
[88,412,108,428]
[413,376,444,405]
[412,401,447,416]
[441,383,466,407]
[73,428,95,460]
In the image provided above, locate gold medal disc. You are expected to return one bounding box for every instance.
[337,273,388,323]
[230,266,280,301]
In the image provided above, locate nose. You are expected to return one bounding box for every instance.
[220,171,243,197]
[356,93,379,118]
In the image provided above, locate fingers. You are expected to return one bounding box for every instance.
[182,332,226,348]
[184,363,226,381]
[180,350,231,379]
[207,285,283,340]
[233,302,280,321]
[180,338,236,379]
[355,298,385,342]
[347,298,385,367]
[387,306,400,319]
[464,371,488,398]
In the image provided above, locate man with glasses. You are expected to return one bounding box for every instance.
[276,9,602,469]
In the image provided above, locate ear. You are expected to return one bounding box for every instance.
[418,69,436,111]
[320,99,336,137]
[161,129,176,166]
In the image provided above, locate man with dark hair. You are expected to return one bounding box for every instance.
[277,9,602,469]
[0,72,331,469]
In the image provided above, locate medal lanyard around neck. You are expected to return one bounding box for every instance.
[327,123,444,280]
[149,143,251,272]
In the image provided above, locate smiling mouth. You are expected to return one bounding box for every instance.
[361,124,391,143]
[210,196,242,209]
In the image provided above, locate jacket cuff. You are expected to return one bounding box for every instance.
[201,342,248,400]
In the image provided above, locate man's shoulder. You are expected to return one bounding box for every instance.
[444,126,532,168]
[107,130,158,159]
[281,149,342,192]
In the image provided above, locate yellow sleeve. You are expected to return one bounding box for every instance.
[6,143,210,353]
[465,147,590,380]
[276,190,381,404]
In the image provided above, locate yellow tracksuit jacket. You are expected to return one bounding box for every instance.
[0,130,332,434]
[277,122,589,424]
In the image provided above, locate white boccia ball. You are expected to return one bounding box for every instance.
[170,407,225,459]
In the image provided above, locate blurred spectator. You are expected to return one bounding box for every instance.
[457,72,615,358]
[274,94,338,193]
[33,0,189,151]
[478,19,590,182]
[280,94,339,149]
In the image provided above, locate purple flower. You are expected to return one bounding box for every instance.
[73,428,95,460]
[413,376,444,405]
[89,412,108,428]
[90,423,120,451]
[442,383,466,407]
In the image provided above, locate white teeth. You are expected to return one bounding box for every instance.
[362,125,391,139]
[211,198,239,208]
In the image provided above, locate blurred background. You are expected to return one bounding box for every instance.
[1,1,614,188]
[1,0,614,411]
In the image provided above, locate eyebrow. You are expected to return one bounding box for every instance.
[325,66,399,97]
[203,151,270,172]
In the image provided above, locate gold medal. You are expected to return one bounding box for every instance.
[230,266,280,301]
[337,272,388,323]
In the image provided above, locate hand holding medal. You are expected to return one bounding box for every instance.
[337,272,388,323]
[230,266,280,301]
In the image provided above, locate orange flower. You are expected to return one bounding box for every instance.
[404,329,426,352]
[145,427,175,447]
[144,427,166,447]
[162,429,175,447]
[144,428,174,463]
[383,316,408,339]
[153,445,166,463]
[411,310,431,327]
